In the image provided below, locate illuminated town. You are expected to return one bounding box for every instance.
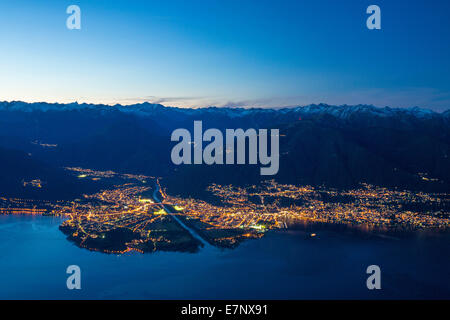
[167,180,450,230]
[0,169,449,254]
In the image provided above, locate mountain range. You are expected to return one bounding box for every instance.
[0,101,449,199]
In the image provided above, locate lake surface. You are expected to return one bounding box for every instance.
[0,214,449,299]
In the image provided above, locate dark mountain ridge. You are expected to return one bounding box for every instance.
[0,101,449,198]
[0,146,100,199]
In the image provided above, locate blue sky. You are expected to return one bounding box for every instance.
[0,0,449,110]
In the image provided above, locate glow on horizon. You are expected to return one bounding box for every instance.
[3,87,449,112]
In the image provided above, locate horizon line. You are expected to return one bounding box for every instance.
[1,99,448,114]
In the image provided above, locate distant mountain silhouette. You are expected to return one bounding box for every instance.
[0,101,449,198]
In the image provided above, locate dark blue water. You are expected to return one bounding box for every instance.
[0,215,449,299]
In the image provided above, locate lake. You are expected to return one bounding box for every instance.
[0,214,449,299]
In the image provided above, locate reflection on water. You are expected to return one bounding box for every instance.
[286,217,450,237]
[0,214,449,299]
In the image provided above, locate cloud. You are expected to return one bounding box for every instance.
[214,88,450,112]
[107,87,450,112]
[113,96,213,108]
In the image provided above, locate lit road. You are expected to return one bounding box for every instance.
[153,180,210,247]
